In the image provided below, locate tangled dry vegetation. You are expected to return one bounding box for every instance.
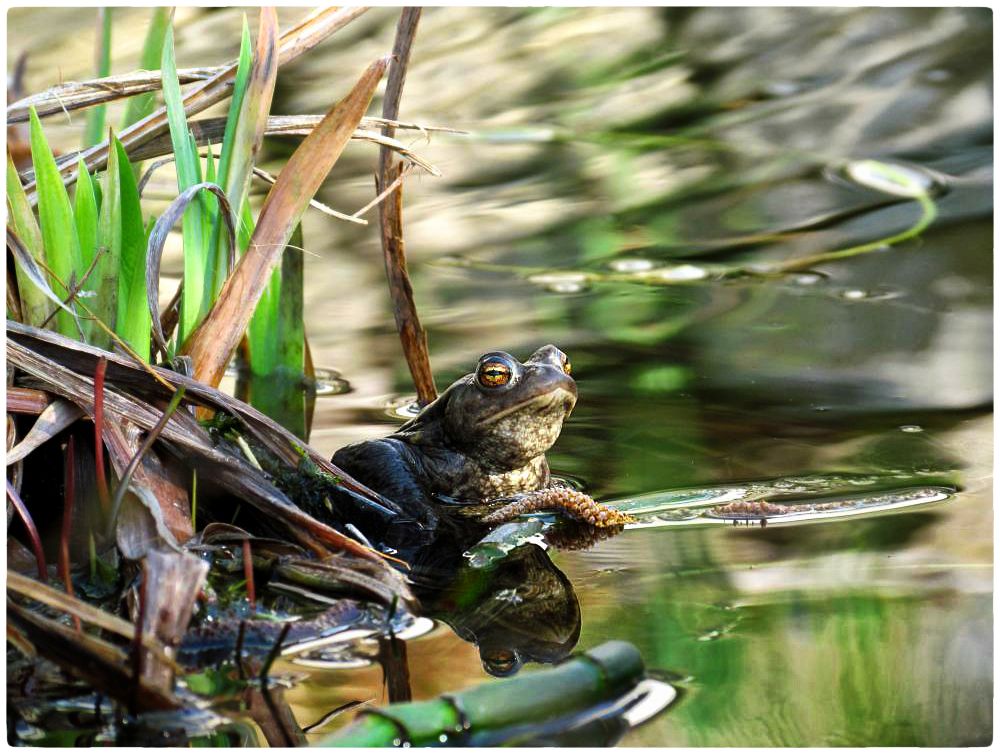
[7,7,441,725]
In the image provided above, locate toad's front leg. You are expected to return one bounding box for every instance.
[480,487,636,528]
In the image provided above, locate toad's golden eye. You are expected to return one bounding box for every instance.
[563,360,572,375]
[478,361,512,388]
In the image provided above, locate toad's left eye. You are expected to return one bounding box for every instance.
[478,361,512,388]
[562,360,572,375]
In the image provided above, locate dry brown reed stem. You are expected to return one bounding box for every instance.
[7,67,220,123]
[21,116,447,185]
[182,55,389,389]
[6,570,181,671]
[8,323,397,565]
[20,6,370,204]
[377,7,437,406]
[7,386,52,414]
[6,598,182,712]
[6,479,48,580]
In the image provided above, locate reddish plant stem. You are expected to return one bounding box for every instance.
[243,538,256,610]
[377,7,437,407]
[6,479,47,581]
[60,437,82,632]
[93,357,110,513]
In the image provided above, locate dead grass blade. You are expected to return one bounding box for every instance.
[7,323,400,564]
[7,570,178,671]
[182,55,390,389]
[7,67,220,123]
[6,398,84,465]
[377,9,437,406]
[7,598,181,711]
[22,116,447,185]
[20,7,370,204]
[145,182,237,355]
[252,166,366,225]
[273,555,415,607]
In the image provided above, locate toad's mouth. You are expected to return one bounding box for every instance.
[477,387,576,425]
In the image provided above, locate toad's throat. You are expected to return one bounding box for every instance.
[476,387,576,426]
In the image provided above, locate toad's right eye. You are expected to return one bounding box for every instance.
[477,361,512,388]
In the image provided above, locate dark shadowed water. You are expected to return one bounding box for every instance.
[8,6,992,746]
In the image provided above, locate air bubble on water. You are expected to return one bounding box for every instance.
[900,425,923,433]
[841,288,868,300]
[646,264,709,282]
[313,368,351,396]
[383,395,422,420]
[609,258,655,272]
[843,159,940,198]
[790,272,825,286]
[528,271,590,293]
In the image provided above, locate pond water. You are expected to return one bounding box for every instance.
[9,6,993,747]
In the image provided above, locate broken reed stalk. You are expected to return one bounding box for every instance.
[377,7,437,406]
[93,357,110,512]
[60,436,82,632]
[7,387,51,414]
[6,479,48,581]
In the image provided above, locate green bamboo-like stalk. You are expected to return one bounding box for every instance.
[320,641,645,747]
